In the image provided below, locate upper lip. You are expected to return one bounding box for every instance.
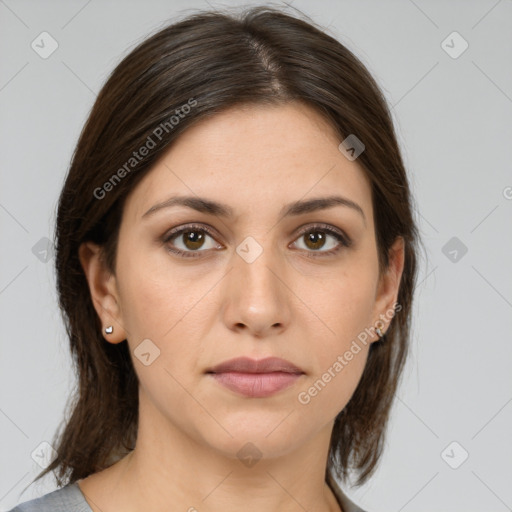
[207,357,304,374]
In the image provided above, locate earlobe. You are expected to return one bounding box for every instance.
[78,241,127,344]
[371,236,405,342]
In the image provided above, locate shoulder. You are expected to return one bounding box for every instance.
[6,482,92,512]
[327,472,369,512]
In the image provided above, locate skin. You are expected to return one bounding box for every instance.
[78,101,404,512]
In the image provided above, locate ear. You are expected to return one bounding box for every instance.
[370,236,405,342]
[78,241,127,344]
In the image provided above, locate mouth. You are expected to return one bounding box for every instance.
[205,357,305,398]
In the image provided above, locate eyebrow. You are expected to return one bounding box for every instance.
[142,194,366,224]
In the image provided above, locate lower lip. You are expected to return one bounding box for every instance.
[210,372,303,398]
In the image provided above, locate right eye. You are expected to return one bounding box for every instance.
[163,224,223,258]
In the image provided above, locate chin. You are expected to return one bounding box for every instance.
[210,433,302,464]
[198,410,314,460]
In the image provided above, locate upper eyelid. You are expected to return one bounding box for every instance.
[164,223,219,242]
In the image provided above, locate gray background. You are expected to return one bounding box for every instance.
[1,0,511,511]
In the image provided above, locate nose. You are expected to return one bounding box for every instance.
[222,241,291,338]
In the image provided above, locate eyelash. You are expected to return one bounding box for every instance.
[162,223,352,259]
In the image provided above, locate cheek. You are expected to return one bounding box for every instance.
[115,245,218,382]
[295,274,375,417]
[115,244,196,339]
[296,260,377,413]
[294,353,368,438]
[115,252,208,412]
[310,258,379,347]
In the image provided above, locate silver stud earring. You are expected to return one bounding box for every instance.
[105,325,113,334]
[375,327,384,340]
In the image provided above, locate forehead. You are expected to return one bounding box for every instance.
[124,101,373,224]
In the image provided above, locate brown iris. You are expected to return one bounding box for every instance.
[303,231,326,250]
[181,230,206,250]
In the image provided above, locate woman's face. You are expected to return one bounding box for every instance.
[84,101,403,460]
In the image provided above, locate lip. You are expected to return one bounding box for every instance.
[206,357,305,398]
[207,356,304,374]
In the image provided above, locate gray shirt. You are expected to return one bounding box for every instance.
[7,483,93,512]
[8,478,366,512]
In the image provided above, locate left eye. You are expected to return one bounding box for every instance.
[291,226,349,254]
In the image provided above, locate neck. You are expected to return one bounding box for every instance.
[79,390,342,512]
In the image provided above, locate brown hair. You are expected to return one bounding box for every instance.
[31,4,420,491]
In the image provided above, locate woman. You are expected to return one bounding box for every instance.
[9,5,419,512]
